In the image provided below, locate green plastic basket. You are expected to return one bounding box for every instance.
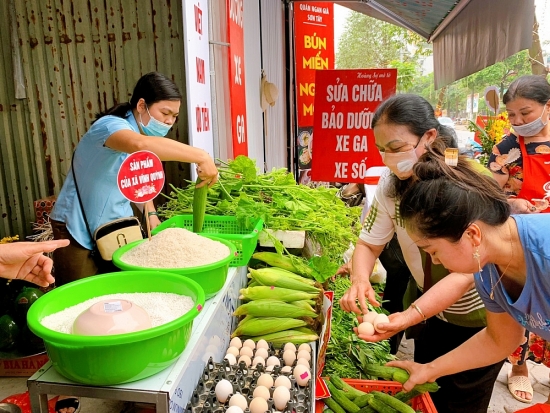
[152,215,263,267]
[27,271,205,386]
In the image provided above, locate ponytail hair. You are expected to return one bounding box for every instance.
[94,72,182,122]
[400,140,510,242]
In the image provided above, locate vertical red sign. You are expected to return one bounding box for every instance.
[310,69,397,183]
[294,2,334,183]
[228,0,248,157]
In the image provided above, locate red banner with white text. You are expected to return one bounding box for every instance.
[228,0,248,156]
[294,2,334,184]
[310,69,396,183]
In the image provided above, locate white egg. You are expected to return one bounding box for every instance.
[230,337,243,349]
[256,373,274,388]
[215,379,233,403]
[282,350,296,366]
[362,311,379,325]
[229,393,248,411]
[373,313,390,333]
[296,358,310,368]
[281,365,293,373]
[272,385,290,410]
[255,347,269,359]
[226,406,244,413]
[298,343,311,353]
[249,396,269,413]
[283,342,297,352]
[224,353,237,365]
[252,356,266,367]
[253,385,271,401]
[226,346,240,357]
[266,356,281,367]
[265,365,275,372]
[357,321,375,336]
[240,346,254,358]
[296,350,311,362]
[274,375,292,390]
[293,364,311,386]
[243,339,256,349]
[256,339,269,350]
[238,355,252,366]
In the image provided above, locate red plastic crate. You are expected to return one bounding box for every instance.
[316,379,437,413]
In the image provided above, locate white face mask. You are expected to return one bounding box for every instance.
[512,105,549,137]
[380,147,418,180]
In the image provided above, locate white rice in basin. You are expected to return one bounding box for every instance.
[41,292,195,334]
[120,228,231,268]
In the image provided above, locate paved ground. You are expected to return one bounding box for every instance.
[1,338,548,412]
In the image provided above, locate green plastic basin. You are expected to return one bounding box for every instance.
[111,236,237,299]
[27,271,205,386]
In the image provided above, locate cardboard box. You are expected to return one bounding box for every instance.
[0,352,49,377]
[33,196,56,225]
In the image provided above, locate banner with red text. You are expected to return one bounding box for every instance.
[294,2,334,183]
[183,0,214,178]
[310,69,397,183]
[228,0,248,156]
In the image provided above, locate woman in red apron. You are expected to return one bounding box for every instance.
[488,75,550,404]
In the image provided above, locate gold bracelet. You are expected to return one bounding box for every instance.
[410,302,427,323]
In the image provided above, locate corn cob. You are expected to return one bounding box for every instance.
[233,299,318,318]
[244,329,318,346]
[231,317,308,337]
[252,252,322,281]
[248,267,320,293]
[192,177,208,233]
[239,286,319,302]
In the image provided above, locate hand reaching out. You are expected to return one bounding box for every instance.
[0,240,70,287]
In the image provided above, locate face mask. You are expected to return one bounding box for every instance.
[380,147,418,180]
[139,106,172,137]
[512,105,549,137]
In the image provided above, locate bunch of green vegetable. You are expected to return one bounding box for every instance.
[158,156,363,263]
[323,276,393,379]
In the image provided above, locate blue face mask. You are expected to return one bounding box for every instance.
[139,106,172,137]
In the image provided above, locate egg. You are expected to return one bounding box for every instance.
[226,407,243,413]
[240,346,254,358]
[298,343,311,353]
[296,350,311,362]
[293,364,311,386]
[230,337,243,349]
[224,353,237,365]
[283,342,297,352]
[249,396,268,413]
[272,385,290,410]
[266,356,280,367]
[256,373,274,388]
[274,375,292,390]
[252,356,265,367]
[255,347,269,359]
[281,365,293,373]
[214,379,233,403]
[373,313,390,333]
[362,311,379,325]
[253,385,271,401]
[243,339,256,349]
[357,321,375,336]
[256,339,269,350]
[229,393,248,411]
[238,355,252,366]
[282,350,296,366]
[296,358,309,368]
[226,346,240,357]
[265,365,275,372]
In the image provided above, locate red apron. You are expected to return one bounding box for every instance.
[517,136,550,212]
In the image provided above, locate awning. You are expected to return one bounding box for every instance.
[331,0,536,88]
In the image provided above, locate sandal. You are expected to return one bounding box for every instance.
[55,396,80,413]
[508,372,534,404]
